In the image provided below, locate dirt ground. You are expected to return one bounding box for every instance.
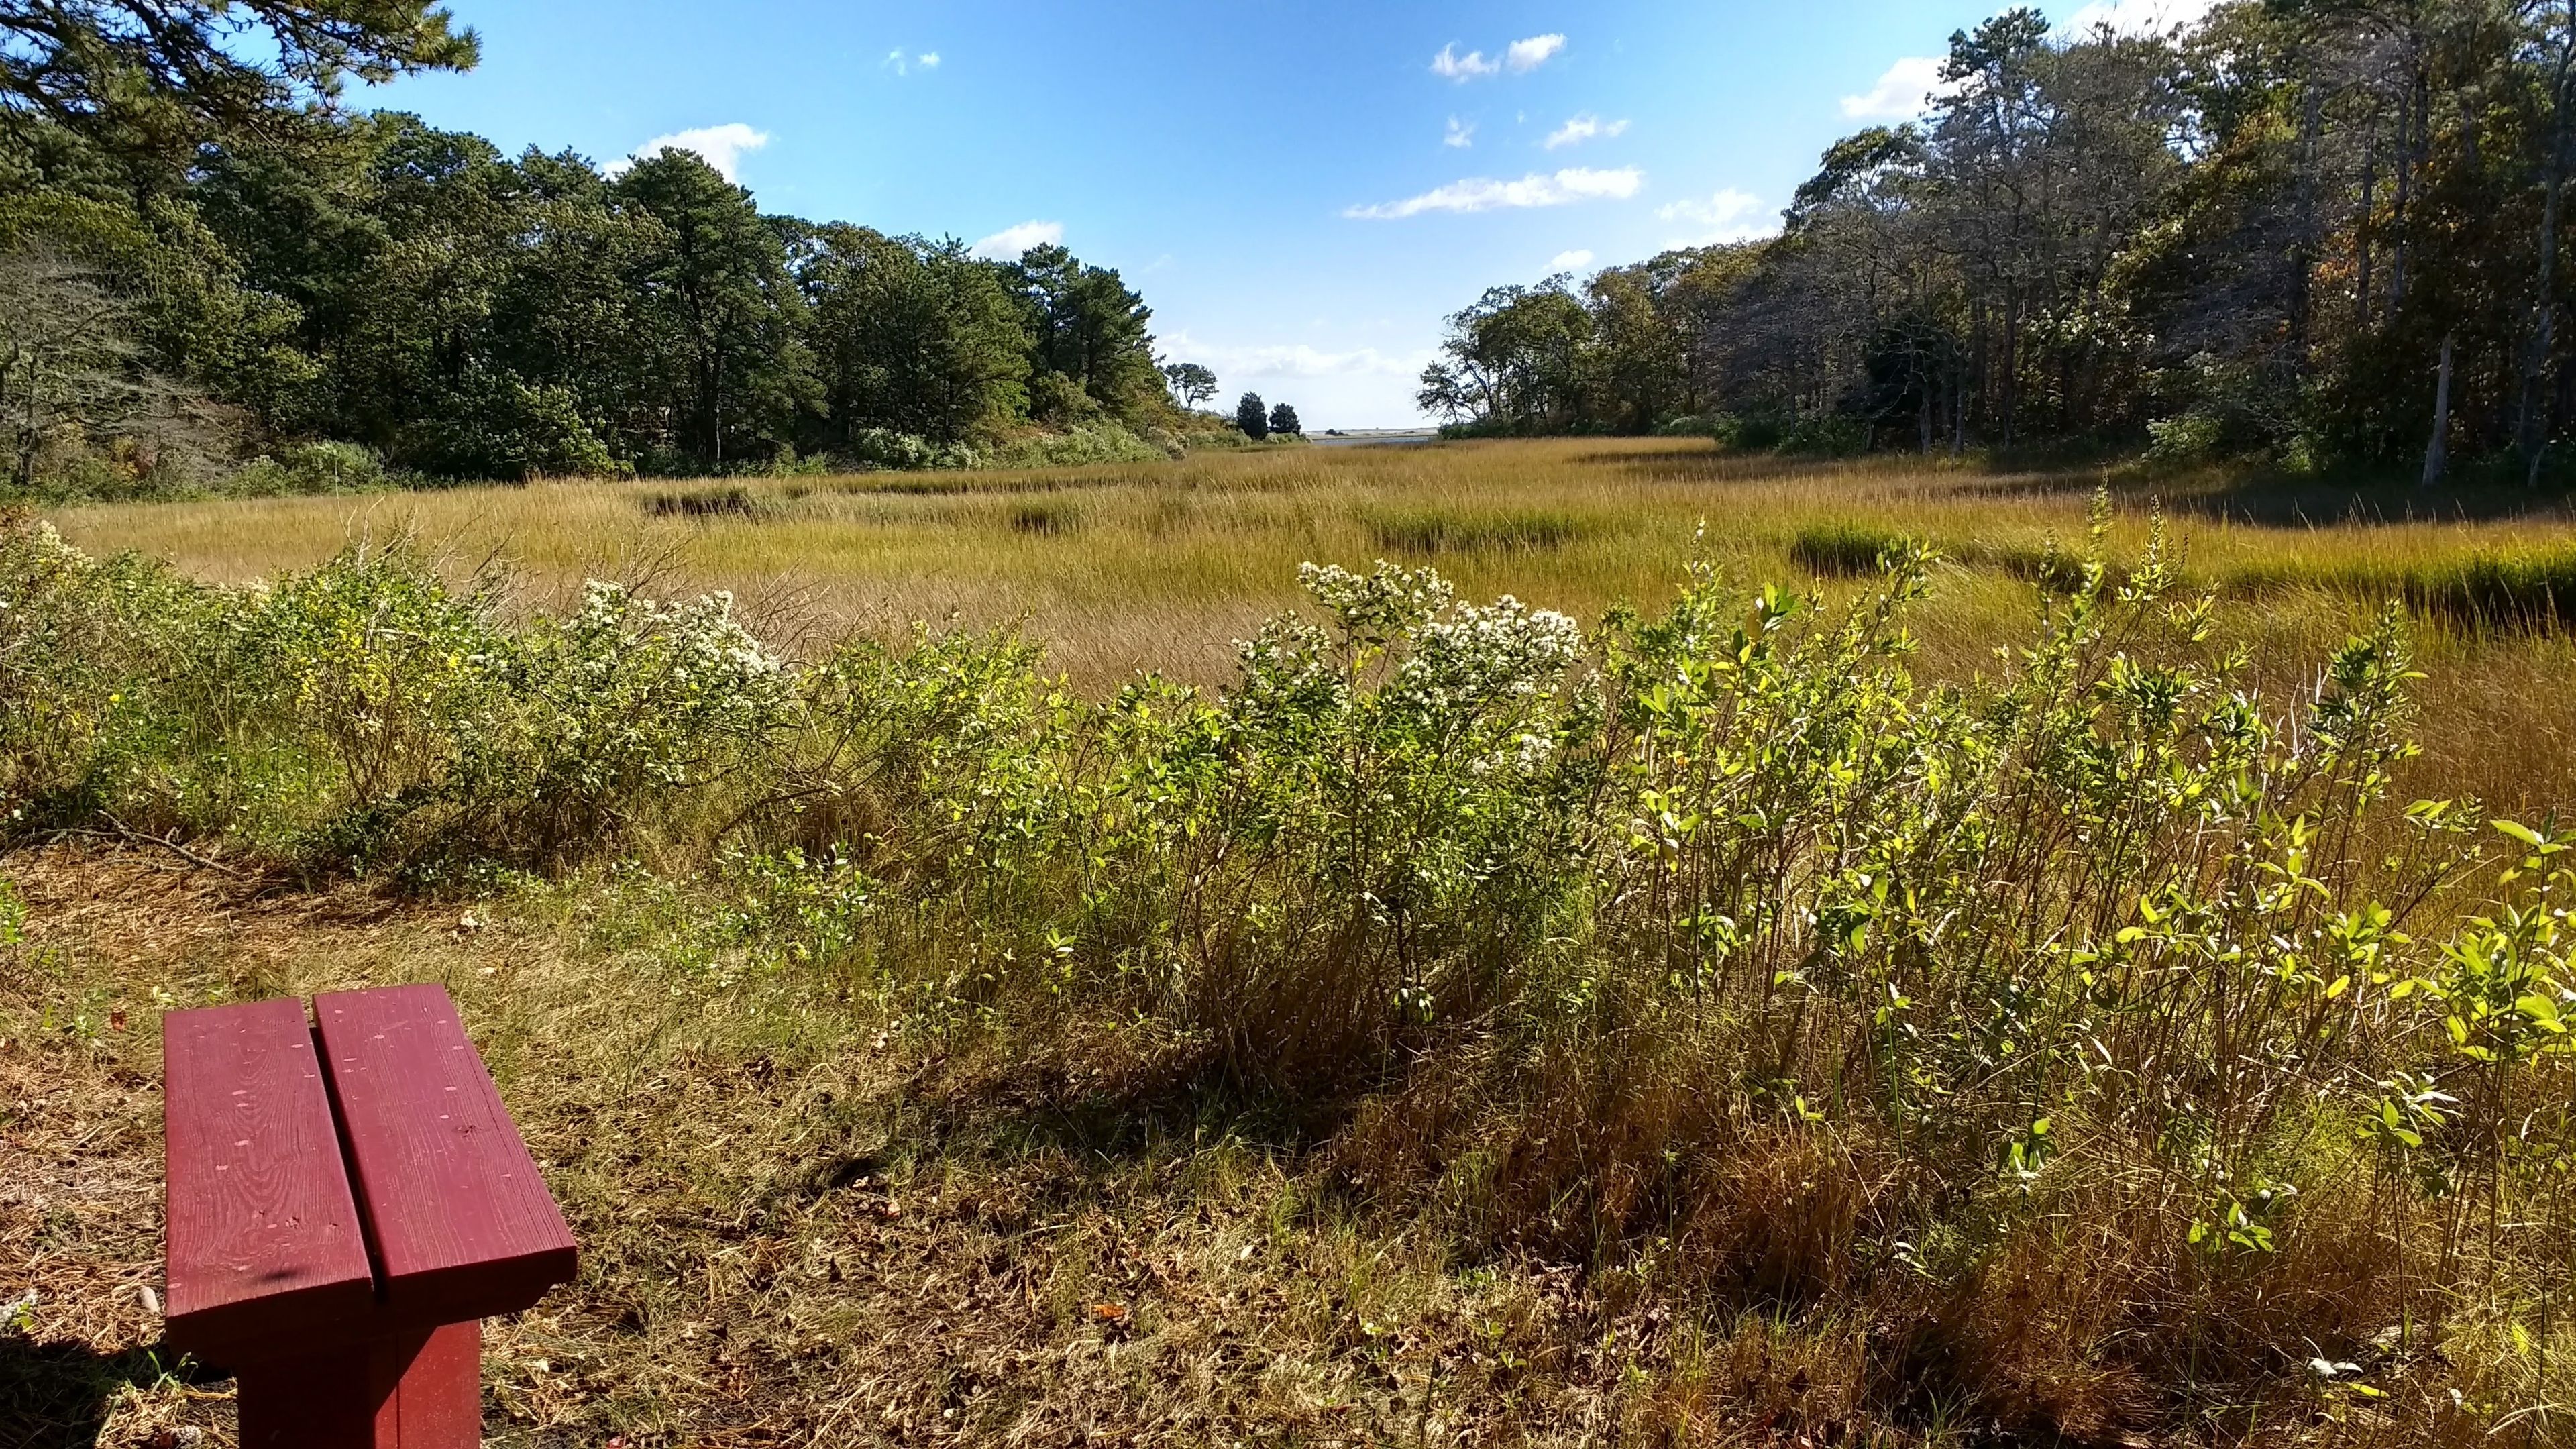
[1,846,1692,1449]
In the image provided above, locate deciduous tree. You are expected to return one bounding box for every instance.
[1163,360,1216,408]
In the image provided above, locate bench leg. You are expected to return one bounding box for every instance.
[235,1322,481,1448]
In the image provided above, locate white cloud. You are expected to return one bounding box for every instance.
[1164,333,1434,380]
[1431,43,1500,80]
[1345,166,1644,219]
[1841,56,1945,119]
[1507,34,1567,72]
[1444,115,1474,148]
[885,48,941,75]
[1434,34,1564,80]
[917,51,941,68]
[606,122,769,182]
[1547,249,1595,272]
[968,219,1063,260]
[2058,0,2220,36]
[1544,113,1629,150]
[1656,187,1775,244]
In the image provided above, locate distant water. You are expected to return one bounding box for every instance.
[1311,431,1440,449]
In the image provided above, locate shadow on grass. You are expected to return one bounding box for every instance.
[931,1036,1340,1163]
[1570,437,2576,527]
[0,1334,202,1449]
[766,1030,1355,1218]
[2145,470,2576,527]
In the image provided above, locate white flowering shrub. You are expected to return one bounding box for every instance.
[0,522,806,873]
[9,507,2573,1438]
[1095,561,1601,1085]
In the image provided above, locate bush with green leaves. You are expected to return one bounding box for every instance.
[0,518,794,872]
[401,372,616,481]
[840,427,977,472]
[5,502,2573,1436]
[0,511,223,828]
[225,441,393,496]
[1073,562,1599,1085]
[979,423,1169,470]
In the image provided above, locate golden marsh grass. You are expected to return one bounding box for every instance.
[48,436,2576,812]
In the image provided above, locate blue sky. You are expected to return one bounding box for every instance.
[371,0,2212,427]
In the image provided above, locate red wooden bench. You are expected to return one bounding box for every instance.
[162,984,578,1448]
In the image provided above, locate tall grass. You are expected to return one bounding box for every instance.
[2224,543,2576,627]
[5,500,2573,1444]
[43,438,2576,822]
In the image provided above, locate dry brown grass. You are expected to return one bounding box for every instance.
[1,847,1774,1449]
[19,442,2576,1446]
[1,833,2557,1448]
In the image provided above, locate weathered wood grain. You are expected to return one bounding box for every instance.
[315,983,576,1323]
[162,997,375,1360]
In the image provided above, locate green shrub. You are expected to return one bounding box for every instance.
[401,373,615,480]
[0,511,223,828]
[1682,411,1868,455]
[7,507,2573,1440]
[2145,411,2223,463]
[1025,372,1103,427]
[6,431,223,502]
[0,517,796,873]
[1778,413,1868,456]
[1711,411,1784,451]
[980,424,1167,470]
[227,441,391,496]
[2148,350,2296,460]
[841,428,976,472]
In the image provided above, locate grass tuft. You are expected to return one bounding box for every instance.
[1788,519,1911,576]
[643,484,764,520]
[1364,506,1587,554]
[2226,544,2576,629]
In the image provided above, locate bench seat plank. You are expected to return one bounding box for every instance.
[163,998,376,1358]
[315,985,576,1324]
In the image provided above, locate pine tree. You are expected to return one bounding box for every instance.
[1235,391,1269,439]
[1267,402,1302,436]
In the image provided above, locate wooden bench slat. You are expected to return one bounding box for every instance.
[315,984,576,1324]
[162,998,376,1358]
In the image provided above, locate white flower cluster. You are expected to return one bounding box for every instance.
[1395,595,1581,710]
[19,519,78,562]
[1299,560,1454,645]
[1230,616,1347,717]
[0,521,83,613]
[570,580,782,688]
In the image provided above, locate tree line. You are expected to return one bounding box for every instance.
[1423,0,2576,482]
[0,1,1246,492]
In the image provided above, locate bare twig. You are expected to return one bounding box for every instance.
[49,814,249,877]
